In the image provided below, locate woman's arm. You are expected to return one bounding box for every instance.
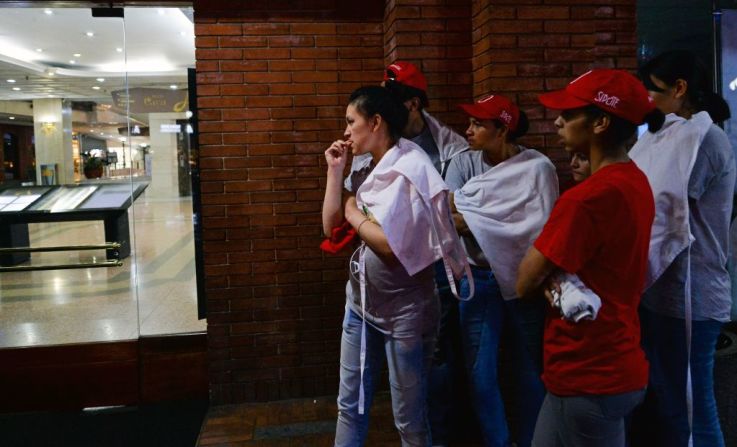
[448,192,472,236]
[344,196,397,263]
[322,140,350,236]
[516,245,556,298]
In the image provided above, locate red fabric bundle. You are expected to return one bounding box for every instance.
[320,219,358,254]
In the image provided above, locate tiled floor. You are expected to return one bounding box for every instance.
[197,394,401,447]
[197,393,485,447]
[0,192,206,348]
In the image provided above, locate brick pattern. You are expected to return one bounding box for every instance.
[195,4,384,404]
[471,0,637,185]
[384,0,473,131]
[195,0,637,405]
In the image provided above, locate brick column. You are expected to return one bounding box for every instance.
[471,0,637,183]
[384,0,474,131]
[194,1,384,404]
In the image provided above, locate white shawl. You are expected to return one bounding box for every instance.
[629,111,713,288]
[356,138,469,279]
[454,149,559,300]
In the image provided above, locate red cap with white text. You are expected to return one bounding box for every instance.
[383,61,428,92]
[538,69,655,125]
[458,94,520,131]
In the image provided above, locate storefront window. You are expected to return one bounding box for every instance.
[0,6,202,347]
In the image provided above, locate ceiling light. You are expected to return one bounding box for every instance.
[116,48,123,53]
[7,79,15,83]
[9,117,15,120]
[36,48,43,53]
[73,53,81,57]
[47,94,55,97]
[44,9,53,15]
[69,60,76,64]
[180,31,187,36]
[12,87,20,91]
[169,85,178,90]
[96,78,105,82]
[92,86,101,90]
[86,32,94,37]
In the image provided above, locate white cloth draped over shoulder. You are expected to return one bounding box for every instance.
[346,111,468,187]
[453,148,559,300]
[629,111,713,288]
[356,138,470,281]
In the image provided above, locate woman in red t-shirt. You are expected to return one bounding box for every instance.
[515,69,665,447]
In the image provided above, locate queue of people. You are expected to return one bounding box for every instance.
[321,53,734,447]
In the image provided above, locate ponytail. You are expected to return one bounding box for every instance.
[640,50,732,123]
[643,108,666,133]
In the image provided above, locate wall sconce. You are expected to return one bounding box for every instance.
[41,121,57,134]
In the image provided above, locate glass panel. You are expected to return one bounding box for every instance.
[124,7,203,336]
[0,5,203,348]
[0,7,134,347]
[721,9,737,150]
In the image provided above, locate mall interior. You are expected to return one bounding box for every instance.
[0,0,736,446]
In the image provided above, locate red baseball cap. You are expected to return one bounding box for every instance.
[458,94,520,131]
[538,69,656,125]
[384,61,428,92]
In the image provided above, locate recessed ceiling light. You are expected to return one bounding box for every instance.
[44,9,53,15]
[180,31,187,37]
[12,87,20,91]
[86,32,94,37]
[36,48,43,52]
[9,117,15,120]
[48,94,55,97]
[7,79,15,83]
[69,60,76,64]
[116,48,123,53]
[92,86,101,90]
[96,78,105,82]
[169,85,178,90]
[73,53,81,57]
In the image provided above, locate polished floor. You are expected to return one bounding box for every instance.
[0,193,206,348]
[197,393,404,447]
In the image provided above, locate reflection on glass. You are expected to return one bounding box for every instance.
[28,185,98,212]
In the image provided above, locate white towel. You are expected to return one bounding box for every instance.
[453,148,559,299]
[356,138,468,278]
[629,111,713,288]
[552,273,602,323]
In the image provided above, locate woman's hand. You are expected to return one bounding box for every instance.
[542,275,562,306]
[325,140,351,171]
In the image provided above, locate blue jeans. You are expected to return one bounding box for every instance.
[335,307,436,447]
[639,307,725,447]
[459,267,546,447]
[428,261,464,446]
[532,390,646,447]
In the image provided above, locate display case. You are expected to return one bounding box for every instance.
[0,182,148,266]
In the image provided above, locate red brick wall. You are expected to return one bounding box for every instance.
[471,0,637,184]
[194,0,637,405]
[194,2,384,403]
[384,0,473,131]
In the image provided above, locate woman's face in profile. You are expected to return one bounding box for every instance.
[344,104,373,155]
[570,151,591,183]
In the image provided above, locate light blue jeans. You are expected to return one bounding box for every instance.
[459,266,546,447]
[640,307,726,447]
[335,307,436,447]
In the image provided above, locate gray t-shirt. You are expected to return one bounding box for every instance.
[411,124,441,174]
[444,150,494,267]
[642,125,737,322]
[345,165,439,335]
